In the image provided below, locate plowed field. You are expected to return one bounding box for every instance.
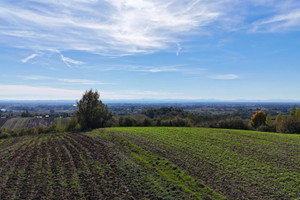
[0,131,223,200]
[100,127,300,200]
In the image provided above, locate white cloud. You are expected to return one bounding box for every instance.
[56,50,84,67]
[101,90,184,100]
[0,85,83,100]
[57,78,109,85]
[209,74,239,80]
[252,9,300,32]
[250,1,300,32]
[0,0,226,55]
[102,65,182,73]
[176,43,182,56]
[21,53,38,63]
[22,75,109,85]
[0,85,186,100]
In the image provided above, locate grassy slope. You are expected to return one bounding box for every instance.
[56,118,70,129]
[2,118,30,130]
[95,127,300,200]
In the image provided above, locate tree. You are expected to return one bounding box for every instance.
[75,89,112,130]
[290,105,296,117]
[296,107,300,120]
[249,111,266,129]
[277,116,300,134]
[275,113,282,124]
[265,113,272,126]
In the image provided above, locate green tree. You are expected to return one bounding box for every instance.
[275,113,282,124]
[277,116,300,134]
[290,105,296,117]
[266,113,272,125]
[249,111,266,129]
[75,89,112,130]
[296,107,300,120]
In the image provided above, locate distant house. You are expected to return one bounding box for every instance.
[45,115,49,118]
[1,108,6,112]
[36,116,43,119]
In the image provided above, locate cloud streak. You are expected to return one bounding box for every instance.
[101,65,183,73]
[0,85,185,100]
[56,50,84,67]
[21,53,38,63]
[22,75,110,85]
[0,0,225,55]
[251,1,300,32]
[209,74,239,80]
[0,85,83,100]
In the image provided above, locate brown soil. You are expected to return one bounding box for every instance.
[0,133,202,200]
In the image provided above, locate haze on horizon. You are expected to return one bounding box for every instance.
[1,0,300,101]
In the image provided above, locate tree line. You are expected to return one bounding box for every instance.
[1,90,300,139]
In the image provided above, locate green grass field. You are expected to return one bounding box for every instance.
[56,118,70,129]
[94,127,300,199]
[1,118,30,130]
[0,127,299,199]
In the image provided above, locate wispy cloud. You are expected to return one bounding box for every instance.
[176,43,182,56]
[209,74,239,80]
[251,1,300,32]
[22,75,110,85]
[56,50,84,67]
[0,0,227,55]
[102,65,182,73]
[21,53,38,63]
[0,85,83,100]
[101,90,184,100]
[0,85,186,100]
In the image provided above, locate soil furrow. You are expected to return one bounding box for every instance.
[0,136,40,199]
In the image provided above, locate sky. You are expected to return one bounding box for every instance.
[1,0,300,101]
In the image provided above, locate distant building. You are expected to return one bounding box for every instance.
[1,108,6,112]
[45,115,49,118]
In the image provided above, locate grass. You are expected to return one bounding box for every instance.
[95,127,300,200]
[56,118,70,129]
[0,127,299,199]
[2,118,31,130]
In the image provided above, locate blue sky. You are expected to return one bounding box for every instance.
[1,0,300,101]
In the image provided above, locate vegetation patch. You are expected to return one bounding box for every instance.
[98,127,300,200]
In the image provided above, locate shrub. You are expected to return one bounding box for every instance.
[65,117,80,132]
[119,116,137,127]
[217,118,250,130]
[277,116,300,134]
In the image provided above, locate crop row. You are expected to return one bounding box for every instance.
[100,127,300,200]
[0,131,223,199]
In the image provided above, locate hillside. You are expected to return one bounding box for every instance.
[0,118,57,130]
[0,127,299,199]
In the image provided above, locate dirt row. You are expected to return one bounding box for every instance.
[0,133,200,200]
[108,129,299,200]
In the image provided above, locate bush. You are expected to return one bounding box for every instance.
[257,124,276,132]
[217,118,250,130]
[65,117,80,132]
[277,116,300,134]
[119,116,137,127]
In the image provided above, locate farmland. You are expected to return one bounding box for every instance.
[0,127,299,199]
[0,117,58,130]
[95,127,300,199]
